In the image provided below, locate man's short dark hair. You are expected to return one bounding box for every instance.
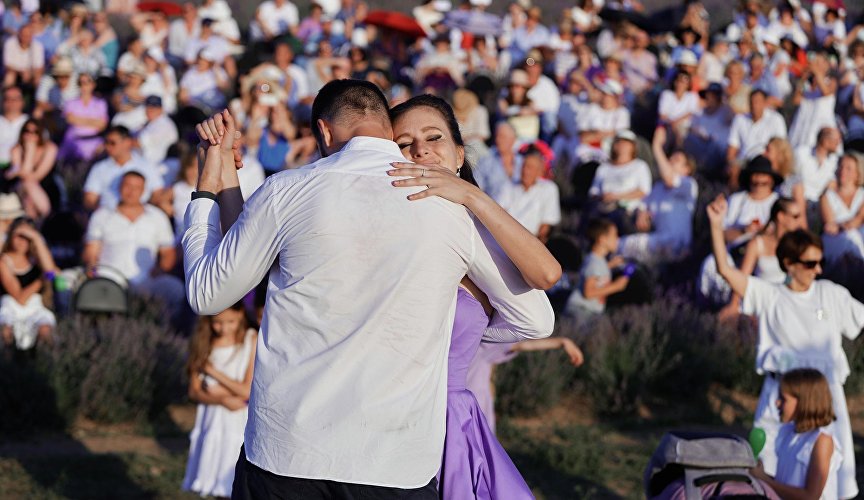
[106,125,131,139]
[749,88,768,100]
[585,218,615,246]
[310,79,389,149]
[120,170,146,183]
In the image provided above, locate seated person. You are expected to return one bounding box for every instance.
[587,130,652,233]
[0,217,57,353]
[564,218,629,321]
[494,144,561,243]
[83,125,164,210]
[82,171,183,305]
[723,155,782,246]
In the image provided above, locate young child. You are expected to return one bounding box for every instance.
[752,368,841,500]
[564,218,631,319]
[182,302,257,499]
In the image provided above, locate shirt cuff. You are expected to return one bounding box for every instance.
[184,197,220,229]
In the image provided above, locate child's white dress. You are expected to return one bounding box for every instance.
[775,422,842,500]
[182,329,256,498]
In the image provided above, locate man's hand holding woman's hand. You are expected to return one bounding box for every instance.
[195,109,244,193]
[387,162,481,206]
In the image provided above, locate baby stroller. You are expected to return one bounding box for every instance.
[645,431,780,499]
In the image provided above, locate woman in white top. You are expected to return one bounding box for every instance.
[821,154,864,263]
[589,130,652,214]
[723,156,781,245]
[708,198,863,499]
[658,71,701,146]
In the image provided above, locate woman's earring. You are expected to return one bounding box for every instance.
[456,167,462,175]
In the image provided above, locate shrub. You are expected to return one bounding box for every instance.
[495,343,578,416]
[0,298,188,435]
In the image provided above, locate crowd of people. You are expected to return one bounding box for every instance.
[0,0,862,497]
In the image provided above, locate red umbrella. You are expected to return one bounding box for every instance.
[137,1,183,16]
[363,10,427,39]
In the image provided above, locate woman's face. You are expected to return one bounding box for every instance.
[838,157,860,187]
[785,245,823,289]
[509,83,527,101]
[611,139,634,163]
[78,75,95,95]
[777,206,804,232]
[674,73,691,91]
[393,107,464,174]
[669,152,692,177]
[776,390,798,423]
[9,224,32,253]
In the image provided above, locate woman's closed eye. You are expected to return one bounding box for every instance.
[426,135,442,142]
[397,142,412,150]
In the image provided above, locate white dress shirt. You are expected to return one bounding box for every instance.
[727,109,787,161]
[182,136,554,488]
[138,114,179,165]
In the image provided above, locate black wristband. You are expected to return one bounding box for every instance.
[191,191,218,203]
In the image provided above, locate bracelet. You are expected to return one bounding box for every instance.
[191,191,218,203]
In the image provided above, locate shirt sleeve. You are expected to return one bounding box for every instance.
[154,210,175,248]
[832,283,864,340]
[658,91,673,118]
[85,209,107,242]
[465,217,555,343]
[741,275,776,317]
[638,162,653,195]
[83,166,102,195]
[182,178,288,315]
[727,116,743,149]
[33,42,44,69]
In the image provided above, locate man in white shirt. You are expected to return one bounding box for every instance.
[727,89,787,188]
[83,126,165,210]
[0,86,28,168]
[796,126,841,203]
[83,171,183,302]
[686,82,734,175]
[136,96,179,165]
[183,81,553,497]
[495,145,561,242]
[473,122,522,199]
[3,23,45,88]
[523,51,561,137]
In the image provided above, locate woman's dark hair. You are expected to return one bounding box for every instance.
[389,94,477,187]
[2,216,37,255]
[776,229,823,272]
[768,196,797,224]
[17,118,47,148]
[670,70,691,90]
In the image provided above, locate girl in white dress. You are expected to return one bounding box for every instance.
[752,368,842,500]
[182,302,257,499]
[821,154,864,263]
[708,198,864,499]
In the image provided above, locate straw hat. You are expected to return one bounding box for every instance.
[0,193,24,220]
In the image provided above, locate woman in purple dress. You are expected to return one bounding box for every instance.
[389,95,563,499]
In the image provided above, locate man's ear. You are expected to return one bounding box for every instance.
[316,118,333,149]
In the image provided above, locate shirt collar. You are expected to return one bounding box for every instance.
[339,136,402,157]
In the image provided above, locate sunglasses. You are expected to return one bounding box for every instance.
[23,128,38,134]
[795,258,825,270]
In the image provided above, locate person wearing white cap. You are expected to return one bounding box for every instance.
[588,129,653,229]
[578,79,630,155]
[761,32,792,100]
[33,57,79,121]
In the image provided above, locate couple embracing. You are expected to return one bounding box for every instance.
[183,79,559,499]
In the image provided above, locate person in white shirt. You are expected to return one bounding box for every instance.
[523,50,561,138]
[135,96,179,165]
[250,0,299,42]
[83,126,164,210]
[184,81,553,498]
[658,71,701,145]
[196,0,239,42]
[495,144,561,242]
[183,18,236,79]
[3,23,44,88]
[588,130,652,228]
[167,2,199,65]
[727,89,788,189]
[708,200,862,499]
[578,80,630,156]
[723,156,782,245]
[0,86,28,168]
[83,171,182,304]
[796,127,841,203]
